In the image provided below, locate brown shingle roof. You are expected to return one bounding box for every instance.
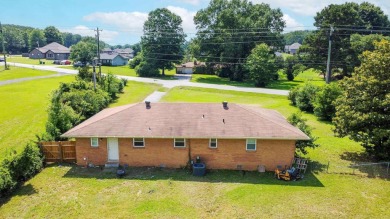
[38,42,70,54]
[61,103,309,140]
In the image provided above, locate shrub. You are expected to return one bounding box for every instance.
[292,63,307,76]
[288,113,319,155]
[288,86,300,106]
[295,83,321,112]
[135,61,160,77]
[129,52,143,69]
[0,167,16,196]
[99,73,125,98]
[313,83,342,121]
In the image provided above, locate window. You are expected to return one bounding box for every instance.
[91,137,99,147]
[133,138,145,147]
[174,138,186,147]
[209,138,217,148]
[246,139,256,151]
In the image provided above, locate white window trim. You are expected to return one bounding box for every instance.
[133,138,145,147]
[174,138,186,148]
[209,138,218,148]
[91,137,99,147]
[246,139,256,151]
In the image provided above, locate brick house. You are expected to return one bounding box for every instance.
[61,102,309,171]
[29,42,70,60]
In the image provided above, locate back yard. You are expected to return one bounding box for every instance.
[0,85,389,218]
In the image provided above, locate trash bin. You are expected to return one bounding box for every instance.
[193,163,206,176]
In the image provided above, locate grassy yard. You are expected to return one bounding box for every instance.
[0,75,75,158]
[7,56,56,66]
[0,67,55,81]
[0,86,389,218]
[0,76,161,159]
[191,68,325,90]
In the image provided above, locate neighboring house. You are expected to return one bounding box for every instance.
[284,43,301,55]
[114,48,134,58]
[100,53,129,66]
[61,102,309,171]
[102,48,114,54]
[29,42,70,60]
[176,61,206,74]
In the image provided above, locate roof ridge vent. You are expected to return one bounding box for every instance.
[145,101,151,109]
[222,101,228,109]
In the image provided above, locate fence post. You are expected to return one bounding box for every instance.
[327,161,330,173]
[58,141,63,162]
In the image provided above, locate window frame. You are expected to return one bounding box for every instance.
[133,138,145,147]
[174,138,186,148]
[246,139,256,151]
[209,138,218,148]
[91,137,99,147]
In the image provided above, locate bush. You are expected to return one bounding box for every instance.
[135,61,160,77]
[313,83,342,121]
[129,52,143,69]
[295,83,321,112]
[288,86,300,106]
[99,73,125,98]
[288,113,319,155]
[292,63,307,76]
[0,143,43,196]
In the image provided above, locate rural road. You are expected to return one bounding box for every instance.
[8,62,289,96]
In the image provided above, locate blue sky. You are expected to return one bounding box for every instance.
[1,0,389,45]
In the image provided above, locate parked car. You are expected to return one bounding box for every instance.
[73,61,86,67]
[52,60,61,65]
[60,60,71,65]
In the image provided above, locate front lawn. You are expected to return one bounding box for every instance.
[191,68,325,90]
[7,55,55,65]
[0,67,55,81]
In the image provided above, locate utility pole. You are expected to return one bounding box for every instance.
[0,22,7,69]
[325,25,334,84]
[95,27,102,78]
[92,64,96,90]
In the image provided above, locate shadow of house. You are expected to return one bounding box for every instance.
[62,164,324,188]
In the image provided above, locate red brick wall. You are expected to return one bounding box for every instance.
[75,137,295,171]
[189,139,295,171]
[75,138,108,166]
[118,138,189,168]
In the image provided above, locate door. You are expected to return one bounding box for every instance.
[107,138,119,161]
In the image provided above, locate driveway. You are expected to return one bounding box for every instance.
[8,62,289,96]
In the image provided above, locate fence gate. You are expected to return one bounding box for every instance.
[40,141,76,163]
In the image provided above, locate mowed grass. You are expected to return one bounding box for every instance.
[0,75,161,159]
[7,56,55,65]
[0,75,75,158]
[191,68,325,90]
[0,67,55,81]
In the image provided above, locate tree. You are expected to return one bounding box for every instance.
[141,8,186,76]
[130,43,141,56]
[301,2,390,78]
[44,26,63,44]
[29,29,46,50]
[349,34,390,68]
[283,30,312,44]
[313,83,342,121]
[284,56,298,81]
[63,32,82,47]
[69,41,96,64]
[333,40,390,160]
[245,43,277,87]
[194,0,285,81]
[288,113,319,155]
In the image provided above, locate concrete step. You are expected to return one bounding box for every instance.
[105,161,119,168]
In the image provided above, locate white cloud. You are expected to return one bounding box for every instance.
[166,6,197,34]
[250,0,390,16]
[60,25,119,42]
[283,14,304,32]
[83,11,148,32]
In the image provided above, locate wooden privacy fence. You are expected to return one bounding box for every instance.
[40,141,76,162]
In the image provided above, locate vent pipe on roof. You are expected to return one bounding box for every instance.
[222,101,228,109]
[145,101,151,109]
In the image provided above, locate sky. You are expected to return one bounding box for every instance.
[0,0,389,45]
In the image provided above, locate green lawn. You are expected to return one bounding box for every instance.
[0,85,389,218]
[0,67,55,81]
[0,75,75,158]
[109,81,161,107]
[191,68,325,90]
[7,56,56,65]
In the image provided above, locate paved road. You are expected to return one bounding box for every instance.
[9,62,289,96]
